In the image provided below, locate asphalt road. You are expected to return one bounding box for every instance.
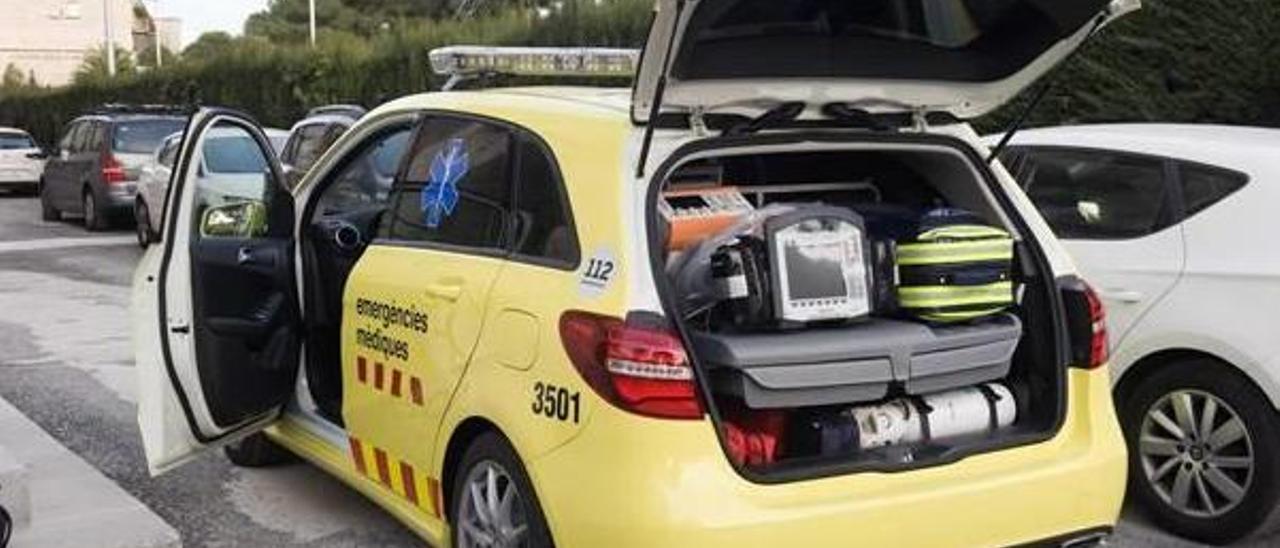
[0,195,419,547]
[0,192,1276,547]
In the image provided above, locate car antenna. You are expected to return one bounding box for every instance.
[987,13,1111,164]
[635,0,687,180]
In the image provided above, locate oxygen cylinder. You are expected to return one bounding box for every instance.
[851,383,1016,450]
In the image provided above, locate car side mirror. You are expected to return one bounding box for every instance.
[26,151,49,160]
[200,201,268,239]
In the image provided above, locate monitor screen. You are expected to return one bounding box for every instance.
[784,239,849,300]
[772,218,870,322]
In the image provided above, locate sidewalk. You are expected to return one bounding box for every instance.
[0,396,180,548]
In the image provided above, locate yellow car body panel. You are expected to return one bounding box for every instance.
[245,88,1127,547]
[530,368,1126,548]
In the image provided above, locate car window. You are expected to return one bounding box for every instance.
[512,136,579,267]
[114,119,185,154]
[382,117,512,251]
[290,124,333,174]
[192,121,278,238]
[159,138,181,168]
[1179,163,1248,218]
[204,135,270,174]
[68,122,91,153]
[314,124,414,216]
[0,132,36,150]
[59,122,83,153]
[86,122,106,153]
[1017,148,1172,240]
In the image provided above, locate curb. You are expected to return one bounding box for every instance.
[0,444,29,534]
[0,397,180,548]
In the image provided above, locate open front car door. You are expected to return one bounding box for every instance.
[134,108,301,474]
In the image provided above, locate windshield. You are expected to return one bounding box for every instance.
[204,135,270,174]
[0,133,36,150]
[113,119,186,154]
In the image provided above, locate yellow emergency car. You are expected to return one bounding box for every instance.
[133,1,1138,546]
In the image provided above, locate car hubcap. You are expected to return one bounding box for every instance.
[1140,389,1254,518]
[457,460,529,548]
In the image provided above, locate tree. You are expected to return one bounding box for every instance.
[183,32,236,63]
[1,64,24,89]
[74,46,136,84]
[137,45,177,69]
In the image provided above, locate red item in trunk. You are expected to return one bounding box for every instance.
[723,407,786,467]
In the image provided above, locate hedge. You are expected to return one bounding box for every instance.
[3,0,1279,146]
[0,0,652,144]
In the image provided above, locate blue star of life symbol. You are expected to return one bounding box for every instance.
[420,138,469,228]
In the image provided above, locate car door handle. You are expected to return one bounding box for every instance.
[1100,289,1144,304]
[237,247,276,267]
[424,283,463,302]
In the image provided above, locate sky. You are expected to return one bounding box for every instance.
[147,0,270,47]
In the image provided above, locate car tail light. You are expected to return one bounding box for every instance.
[102,154,126,184]
[1063,278,1109,369]
[560,311,703,420]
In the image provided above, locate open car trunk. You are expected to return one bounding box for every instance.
[648,134,1066,482]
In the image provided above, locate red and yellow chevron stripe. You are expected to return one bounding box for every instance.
[349,436,443,518]
[356,356,426,406]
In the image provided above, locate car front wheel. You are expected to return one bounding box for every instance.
[452,433,553,548]
[1122,358,1280,545]
[223,432,293,467]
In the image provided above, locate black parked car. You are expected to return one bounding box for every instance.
[39,106,186,230]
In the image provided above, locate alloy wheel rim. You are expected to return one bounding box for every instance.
[84,194,95,226]
[1140,389,1254,518]
[457,460,529,548]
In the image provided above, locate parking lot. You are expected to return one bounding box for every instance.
[0,196,419,547]
[1,192,1277,547]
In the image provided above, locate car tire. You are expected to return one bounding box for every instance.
[40,181,59,221]
[134,199,155,248]
[83,189,107,231]
[451,433,553,548]
[223,432,294,467]
[1121,357,1280,545]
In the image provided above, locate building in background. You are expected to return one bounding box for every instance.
[0,0,136,87]
[129,4,181,66]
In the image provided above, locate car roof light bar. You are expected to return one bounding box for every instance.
[429,46,640,91]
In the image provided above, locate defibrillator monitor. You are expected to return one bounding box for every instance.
[766,208,873,324]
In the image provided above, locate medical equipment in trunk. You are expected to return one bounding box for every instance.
[660,186,755,251]
[895,208,1016,323]
[703,206,875,329]
[796,383,1017,457]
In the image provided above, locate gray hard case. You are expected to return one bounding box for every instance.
[691,314,1022,409]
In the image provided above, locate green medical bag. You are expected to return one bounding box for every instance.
[895,210,1015,323]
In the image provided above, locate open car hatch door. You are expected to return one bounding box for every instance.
[632,0,1140,122]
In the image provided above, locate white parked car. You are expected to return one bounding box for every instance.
[0,127,45,195]
[994,124,1280,544]
[134,128,272,246]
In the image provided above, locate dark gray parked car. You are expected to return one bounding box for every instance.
[39,107,186,230]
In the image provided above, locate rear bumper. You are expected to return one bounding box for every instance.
[529,367,1126,548]
[0,179,38,190]
[102,182,138,210]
